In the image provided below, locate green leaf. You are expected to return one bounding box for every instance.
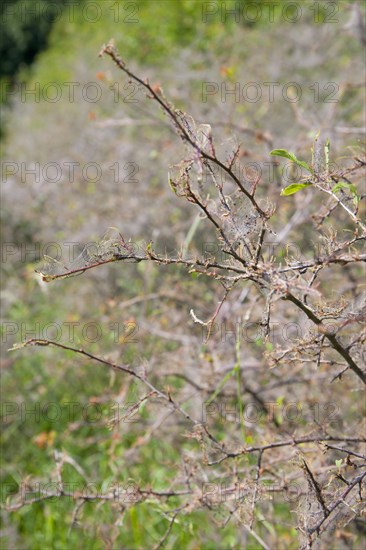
[332,182,360,205]
[270,149,312,172]
[332,182,357,195]
[168,173,178,195]
[280,183,312,196]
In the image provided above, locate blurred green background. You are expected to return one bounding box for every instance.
[1,1,365,548]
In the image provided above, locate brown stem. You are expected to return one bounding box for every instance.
[99,41,267,218]
[285,293,366,384]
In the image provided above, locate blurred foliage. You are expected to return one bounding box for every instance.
[0,0,73,79]
[1,1,365,548]
[1,0,314,83]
